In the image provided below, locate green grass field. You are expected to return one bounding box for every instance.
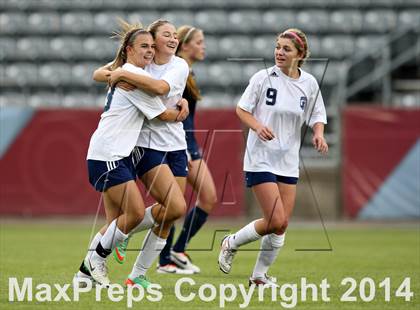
[1,221,419,309]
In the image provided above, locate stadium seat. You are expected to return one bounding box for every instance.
[398,11,420,32]
[195,10,228,33]
[252,35,276,59]
[50,37,84,60]
[242,62,265,82]
[162,11,195,27]
[62,92,99,107]
[207,62,243,87]
[0,92,28,106]
[261,10,296,32]
[127,11,160,28]
[16,37,54,60]
[202,35,219,60]
[296,10,330,33]
[227,10,262,32]
[93,11,128,35]
[0,12,27,34]
[83,37,119,60]
[354,35,387,57]
[289,0,336,8]
[200,91,235,108]
[329,10,363,33]
[323,62,347,85]
[61,12,94,34]
[305,35,321,59]
[72,63,102,87]
[363,10,397,33]
[38,63,73,87]
[191,63,209,85]
[5,63,39,87]
[219,35,253,58]
[0,38,16,61]
[27,12,61,34]
[321,35,355,59]
[28,92,62,107]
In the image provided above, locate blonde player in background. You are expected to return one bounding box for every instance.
[218,28,328,286]
[157,25,218,274]
[74,24,187,287]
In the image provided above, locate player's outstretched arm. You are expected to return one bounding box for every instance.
[92,62,113,83]
[109,68,170,96]
[236,106,274,141]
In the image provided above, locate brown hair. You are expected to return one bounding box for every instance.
[278,28,310,67]
[109,19,150,70]
[176,25,202,101]
[147,19,172,39]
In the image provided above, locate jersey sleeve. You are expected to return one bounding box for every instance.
[160,59,189,98]
[131,91,166,120]
[306,78,327,128]
[123,64,167,120]
[237,72,263,113]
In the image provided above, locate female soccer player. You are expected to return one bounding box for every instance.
[157,25,218,274]
[75,24,186,287]
[93,20,192,287]
[218,28,328,286]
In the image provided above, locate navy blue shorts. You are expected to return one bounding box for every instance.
[245,171,298,187]
[134,147,188,178]
[87,156,136,192]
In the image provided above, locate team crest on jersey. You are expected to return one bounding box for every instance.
[300,96,307,110]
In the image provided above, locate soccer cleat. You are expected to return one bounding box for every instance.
[84,257,110,287]
[248,274,279,288]
[125,275,151,288]
[170,250,201,274]
[218,235,237,274]
[113,237,130,264]
[156,263,195,275]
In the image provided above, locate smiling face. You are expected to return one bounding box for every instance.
[126,33,155,68]
[274,37,303,72]
[154,23,179,57]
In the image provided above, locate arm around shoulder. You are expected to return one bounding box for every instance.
[92,63,113,83]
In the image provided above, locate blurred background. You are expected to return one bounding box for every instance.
[0,0,419,222]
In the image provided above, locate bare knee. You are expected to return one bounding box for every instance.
[199,192,218,212]
[267,216,288,234]
[274,219,289,235]
[127,206,145,226]
[166,199,187,221]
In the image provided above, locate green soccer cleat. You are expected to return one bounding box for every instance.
[113,237,130,264]
[125,275,151,288]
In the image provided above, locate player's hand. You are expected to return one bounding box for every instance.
[108,67,124,86]
[116,81,136,91]
[176,98,189,121]
[312,135,328,154]
[255,124,275,141]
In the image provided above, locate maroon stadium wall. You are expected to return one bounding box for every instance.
[0,109,245,217]
[342,106,420,219]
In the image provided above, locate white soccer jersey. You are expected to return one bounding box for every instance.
[136,55,189,151]
[237,65,327,178]
[87,63,166,161]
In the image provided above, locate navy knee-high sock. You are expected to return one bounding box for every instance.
[159,225,175,266]
[173,206,208,253]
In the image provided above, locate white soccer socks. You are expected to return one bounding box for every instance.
[129,229,167,279]
[252,233,285,279]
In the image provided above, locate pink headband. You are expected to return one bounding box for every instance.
[282,31,304,49]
